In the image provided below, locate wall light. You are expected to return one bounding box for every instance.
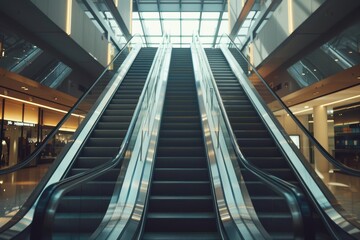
[321,95,360,107]
[0,94,84,118]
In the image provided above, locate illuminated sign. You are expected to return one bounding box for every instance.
[6,121,35,127]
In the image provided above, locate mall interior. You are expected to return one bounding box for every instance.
[0,0,360,239]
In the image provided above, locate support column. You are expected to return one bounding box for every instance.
[313,105,329,174]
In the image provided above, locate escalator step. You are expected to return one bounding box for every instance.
[148,196,213,213]
[142,232,219,240]
[145,212,217,232]
[153,168,209,181]
[151,181,211,196]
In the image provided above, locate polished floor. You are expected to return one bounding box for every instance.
[0,164,49,227]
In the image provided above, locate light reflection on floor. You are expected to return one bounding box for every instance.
[0,164,49,227]
[327,171,360,222]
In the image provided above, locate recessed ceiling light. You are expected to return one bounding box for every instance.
[334,58,339,62]
[54,97,58,101]
[349,51,353,54]
[302,72,305,75]
[357,76,360,80]
[313,69,317,72]
[304,106,309,109]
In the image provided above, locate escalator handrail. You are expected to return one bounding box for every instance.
[219,33,360,176]
[193,34,309,239]
[0,34,142,175]
[30,34,170,240]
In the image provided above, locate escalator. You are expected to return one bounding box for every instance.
[51,48,157,239]
[142,48,220,239]
[204,48,329,239]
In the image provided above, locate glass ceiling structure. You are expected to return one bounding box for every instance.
[132,11,228,48]
[78,0,275,49]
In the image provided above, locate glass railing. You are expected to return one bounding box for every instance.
[219,34,360,237]
[31,34,171,239]
[0,35,143,232]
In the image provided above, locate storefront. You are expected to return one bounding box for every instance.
[0,97,79,168]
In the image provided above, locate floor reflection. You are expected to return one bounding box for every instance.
[327,171,360,221]
[0,164,49,227]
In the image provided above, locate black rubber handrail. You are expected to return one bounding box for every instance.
[193,34,311,239]
[0,34,140,175]
[220,33,360,177]
[30,35,170,240]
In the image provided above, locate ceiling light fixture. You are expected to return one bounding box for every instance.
[0,94,84,118]
[293,107,313,115]
[321,94,360,107]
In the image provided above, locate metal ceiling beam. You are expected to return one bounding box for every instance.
[103,0,132,41]
[82,0,122,50]
[229,0,255,39]
[239,0,281,51]
[211,0,226,47]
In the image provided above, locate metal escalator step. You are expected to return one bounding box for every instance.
[160,122,201,130]
[69,168,120,181]
[159,130,203,138]
[230,122,267,130]
[153,168,209,181]
[80,146,119,157]
[103,109,134,116]
[145,212,217,232]
[148,196,213,213]
[52,232,91,240]
[237,138,275,147]
[257,212,293,233]
[233,129,269,138]
[246,156,288,168]
[156,146,205,157]
[106,103,137,110]
[96,122,130,130]
[68,181,116,196]
[53,213,104,232]
[151,181,211,196]
[74,157,112,168]
[86,137,123,147]
[100,115,132,122]
[91,129,127,138]
[241,168,297,182]
[241,146,283,157]
[57,196,111,213]
[158,138,203,146]
[161,115,200,123]
[155,157,207,168]
[251,196,289,213]
[142,232,219,240]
